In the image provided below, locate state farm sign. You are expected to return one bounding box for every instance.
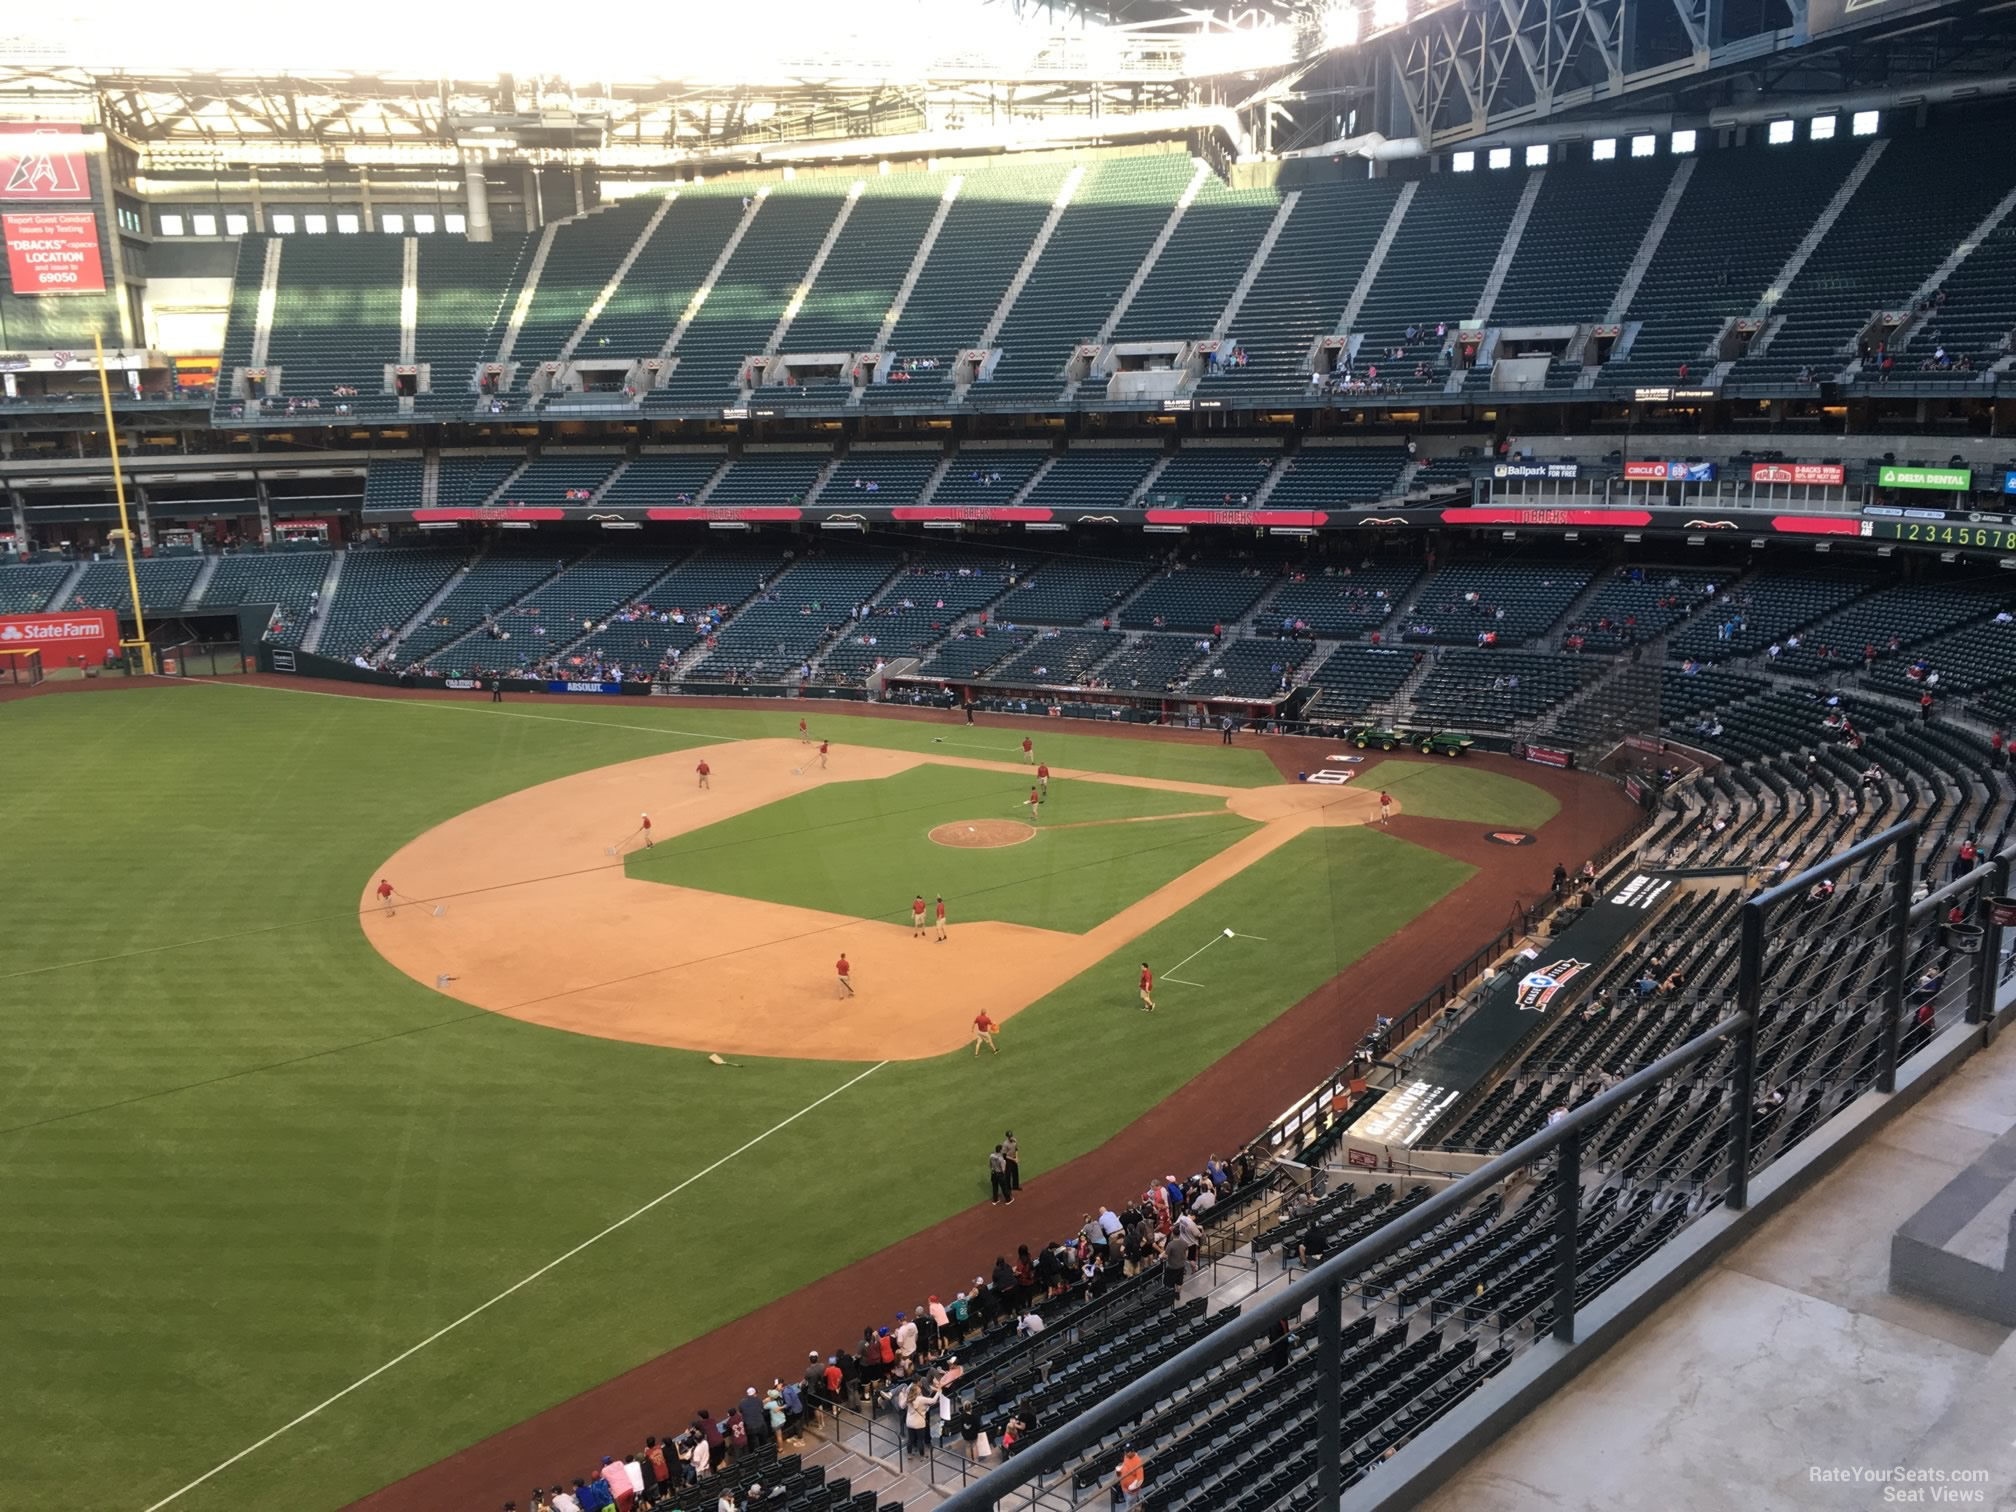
[4,211,104,294]
[1749,462,1845,486]
[0,609,118,666]
[0,123,91,201]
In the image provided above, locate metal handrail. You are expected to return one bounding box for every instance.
[932,1013,1750,1512]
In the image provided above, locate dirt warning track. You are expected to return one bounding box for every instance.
[360,738,1385,1061]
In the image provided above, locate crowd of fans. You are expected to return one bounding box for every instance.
[509,1148,1263,1512]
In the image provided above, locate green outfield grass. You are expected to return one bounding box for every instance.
[1362,757,1563,828]
[0,683,1521,1512]
[630,764,1254,930]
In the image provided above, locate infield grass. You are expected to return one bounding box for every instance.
[629,764,1255,931]
[0,682,1497,1512]
[1362,756,1562,829]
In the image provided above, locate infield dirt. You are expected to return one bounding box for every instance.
[361,738,1385,1060]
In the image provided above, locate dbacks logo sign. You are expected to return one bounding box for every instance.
[1517,959,1589,1012]
[0,125,91,201]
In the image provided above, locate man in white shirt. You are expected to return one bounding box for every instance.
[895,1312,919,1363]
[1019,1307,1045,1338]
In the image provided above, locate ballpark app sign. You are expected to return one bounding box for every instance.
[0,124,91,201]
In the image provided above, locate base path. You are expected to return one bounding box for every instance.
[361,738,1383,1061]
[345,744,1639,1512]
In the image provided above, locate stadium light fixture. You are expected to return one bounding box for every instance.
[1592,138,1617,160]
[1373,0,1409,29]
[1325,7,1361,47]
[1524,143,1548,166]
[1451,150,1476,172]
[1852,110,1881,135]
[1670,129,1698,153]
[1767,119,1795,144]
[1631,134,1657,157]
[1488,146,1512,169]
[1810,114,1837,140]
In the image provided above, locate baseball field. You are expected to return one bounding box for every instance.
[1,678,1595,1512]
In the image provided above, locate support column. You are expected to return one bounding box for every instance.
[464,158,495,243]
[9,487,28,549]
[133,486,154,552]
[1317,1282,1342,1509]
[1879,829,1918,1093]
[250,167,266,232]
[520,163,540,233]
[256,476,273,546]
[358,171,375,232]
[92,129,136,346]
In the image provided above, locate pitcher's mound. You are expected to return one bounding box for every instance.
[930,819,1036,849]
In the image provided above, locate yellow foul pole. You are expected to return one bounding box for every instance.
[93,330,153,674]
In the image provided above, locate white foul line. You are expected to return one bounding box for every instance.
[139,1058,891,1512]
[1165,935,1227,978]
[1162,977,1206,988]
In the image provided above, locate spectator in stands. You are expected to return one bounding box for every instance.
[1116,1445,1149,1507]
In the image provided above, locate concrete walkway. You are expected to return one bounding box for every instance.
[1420,1032,2016,1512]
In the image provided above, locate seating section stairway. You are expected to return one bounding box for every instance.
[649,183,858,411]
[1594,141,1862,390]
[253,235,405,419]
[1351,172,1531,395]
[395,549,564,667]
[504,198,663,382]
[574,548,786,671]
[200,549,332,645]
[210,234,269,420]
[1265,446,1410,509]
[599,454,727,507]
[694,551,897,679]
[64,556,204,613]
[862,161,1075,410]
[1079,176,1283,401]
[764,173,951,410]
[978,154,1198,405]
[0,560,71,613]
[1021,448,1161,511]
[412,232,534,415]
[314,550,463,663]
[1196,179,1401,406]
[1401,561,1593,645]
[573,191,746,358]
[1731,129,2016,386]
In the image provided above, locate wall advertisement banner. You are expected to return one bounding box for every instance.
[0,609,118,665]
[1751,462,1846,486]
[0,123,91,200]
[3,211,104,294]
[1878,465,1970,491]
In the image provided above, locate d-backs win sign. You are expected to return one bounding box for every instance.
[0,124,92,201]
[3,212,104,294]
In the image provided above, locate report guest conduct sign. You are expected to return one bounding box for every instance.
[3,211,104,295]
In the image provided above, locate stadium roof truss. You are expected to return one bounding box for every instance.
[1250,0,2016,151]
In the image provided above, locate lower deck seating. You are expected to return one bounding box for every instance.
[1411,648,1606,730]
[0,561,71,613]
[1401,562,1591,646]
[316,550,464,663]
[1302,644,1419,722]
[201,550,332,646]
